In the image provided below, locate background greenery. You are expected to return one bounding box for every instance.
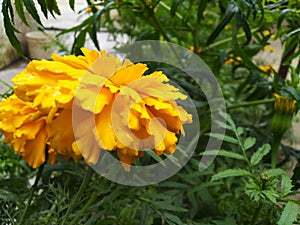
[1,0,300,224]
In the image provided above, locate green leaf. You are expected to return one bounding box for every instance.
[277,9,293,30]
[239,12,252,45]
[153,201,187,212]
[250,144,271,166]
[281,175,293,196]
[200,149,245,160]
[212,168,251,181]
[71,30,87,55]
[215,120,233,131]
[206,2,238,45]
[69,0,75,10]
[145,149,166,166]
[263,168,286,177]
[46,0,61,16]
[219,111,236,130]
[24,0,43,25]
[15,0,29,25]
[285,28,300,40]
[278,201,298,225]
[244,137,256,150]
[208,133,238,144]
[163,212,183,224]
[2,0,23,55]
[37,0,48,18]
[170,0,184,16]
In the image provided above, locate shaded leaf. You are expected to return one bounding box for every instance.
[15,0,28,25]
[250,144,271,166]
[170,0,184,16]
[206,2,238,45]
[2,0,23,55]
[281,175,293,196]
[278,201,298,225]
[200,149,245,160]
[244,137,256,150]
[208,133,238,144]
[24,0,42,25]
[37,0,48,18]
[69,0,75,10]
[212,168,251,181]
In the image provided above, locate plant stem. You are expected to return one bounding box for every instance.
[204,27,260,51]
[19,163,45,225]
[271,133,283,168]
[227,98,275,109]
[69,195,97,225]
[250,203,262,225]
[60,166,94,225]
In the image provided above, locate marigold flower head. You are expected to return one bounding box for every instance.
[1,48,192,172]
[74,53,192,171]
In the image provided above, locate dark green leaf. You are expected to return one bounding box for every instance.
[244,137,256,150]
[69,0,75,10]
[278,201,298,225]
[285,28,300,40]
[153,201,187,212]
[250,144,271,166]
[277,9,293,30]
[200,149,245,160]
[212,168,251,181]
[240,13,252,45]
[24,0,43,25]
[37,0,48,18]
[170,0,184,16]
[2,0,23,55]
[71,30,87,55]
[163,212,183,224]
[46,0,61,16]
[15,0,28,25]
[206,2,238,45]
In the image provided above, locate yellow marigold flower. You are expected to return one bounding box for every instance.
[273,93,296,113]
[224,24,231,30]
[189,46,203,53]
[258,64,278,73]
[75,53,192,171]
[0,95,53,168]
[12,48,104,112]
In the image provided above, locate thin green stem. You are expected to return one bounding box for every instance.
[60,166,94,225]
[227,98,275,109]
[19,163,45,225]
[69,195,97,225]
[235,129,253,173]
[271,133,283,168]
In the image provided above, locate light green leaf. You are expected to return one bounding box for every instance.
[208,133,238,144]
[263,168,286,177]
[250,144,271,166]
[200,150,244,160]
[212,168,251,181]
[244,137,256,150]
[278,201,298,225]
[281,175,293,197]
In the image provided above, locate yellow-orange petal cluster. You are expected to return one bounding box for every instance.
[75,53,192,170]
[0,48,192,171]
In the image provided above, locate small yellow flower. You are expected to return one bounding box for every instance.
[273,93,296,113]
[224,55,241,65]
[224,24,231,30]
[263,45,275,52]
[258,64,278,73]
